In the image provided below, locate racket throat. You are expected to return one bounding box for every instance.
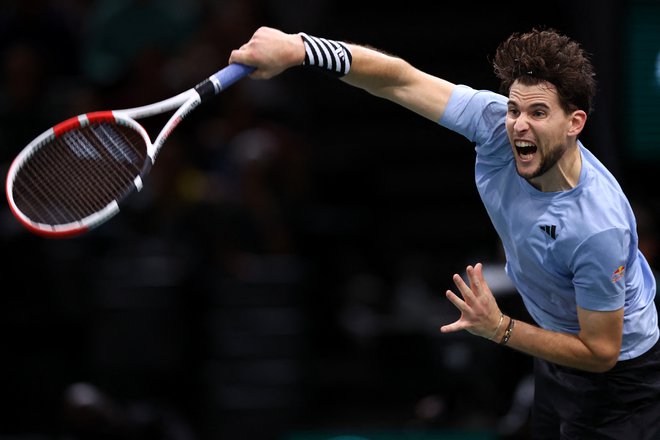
[194,78,219,102]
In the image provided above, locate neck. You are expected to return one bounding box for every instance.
[529,143,582,192]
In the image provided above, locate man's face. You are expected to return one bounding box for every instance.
[505,80,576,182]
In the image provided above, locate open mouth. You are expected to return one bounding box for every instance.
[515,141,537,160]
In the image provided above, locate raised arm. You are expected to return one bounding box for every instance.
[229,26,455,122]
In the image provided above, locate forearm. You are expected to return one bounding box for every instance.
[494,317,620,373]
[228,28,396,88]
[229,27,453,122]
[342,44,453,121]
[340,45,411,96]
[442,264,623,374]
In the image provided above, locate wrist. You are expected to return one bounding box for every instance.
[298,32,353,77]
[290,33,307,66]
[499,316,515,345]
[488,313,505,341]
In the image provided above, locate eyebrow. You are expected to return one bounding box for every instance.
[507,100,551,111]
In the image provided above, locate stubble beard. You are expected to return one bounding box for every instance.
[516,142,567,181]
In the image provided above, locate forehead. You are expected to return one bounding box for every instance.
[508,80,561,107]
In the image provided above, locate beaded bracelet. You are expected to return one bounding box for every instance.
[500,317,515,345]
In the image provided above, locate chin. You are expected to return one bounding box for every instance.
[515,163,540,180]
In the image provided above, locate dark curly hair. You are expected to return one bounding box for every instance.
[493,28,597,115]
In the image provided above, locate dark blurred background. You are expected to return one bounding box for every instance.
[1,0,659,439]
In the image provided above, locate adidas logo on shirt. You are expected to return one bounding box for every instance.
[540,224,558,240]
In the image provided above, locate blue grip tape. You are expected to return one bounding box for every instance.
[213,63,255,91]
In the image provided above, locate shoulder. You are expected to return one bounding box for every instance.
[579,147,633,230]
[439,85,508,143]
[564,154,635,267]
[441,85,507,121]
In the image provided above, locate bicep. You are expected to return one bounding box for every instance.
[391,69,455,122]
[577,305,623,368]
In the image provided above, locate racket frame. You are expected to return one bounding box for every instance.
[6,63,254,238]
[6,111,152,237]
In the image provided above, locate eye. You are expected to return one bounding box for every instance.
[507,107,520,117]
[533,110,547,118]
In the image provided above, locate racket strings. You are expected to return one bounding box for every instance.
[12,122,148,225]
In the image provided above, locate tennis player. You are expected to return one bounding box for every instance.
[229,26,660,439]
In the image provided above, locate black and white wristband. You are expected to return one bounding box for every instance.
[299,32,352,77]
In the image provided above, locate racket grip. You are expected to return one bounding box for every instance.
[195,63,255,101]
[215,63,256,90]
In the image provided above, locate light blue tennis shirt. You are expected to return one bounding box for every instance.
[439,85,659,360]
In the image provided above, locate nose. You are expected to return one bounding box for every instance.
[513,114,530,133]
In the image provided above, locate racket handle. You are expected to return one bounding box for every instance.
[215,63,256,89]
[195,63,255,101]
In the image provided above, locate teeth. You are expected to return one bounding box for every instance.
[515,141,536,147]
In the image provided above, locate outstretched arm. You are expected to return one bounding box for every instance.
[229,26,456,122]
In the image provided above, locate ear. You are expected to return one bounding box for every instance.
[568,110,587,137]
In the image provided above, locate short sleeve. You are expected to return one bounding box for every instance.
[439,84,510,168]
[571,228,630,311]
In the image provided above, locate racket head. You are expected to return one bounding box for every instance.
[6,111,153,238]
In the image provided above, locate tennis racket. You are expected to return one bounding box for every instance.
[5,63,255,238]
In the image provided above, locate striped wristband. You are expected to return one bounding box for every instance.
[299,32,352,77]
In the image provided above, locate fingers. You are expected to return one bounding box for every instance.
[465,263,486,294]
[441,290,469,334]
[440,320,466,334]
[471,262,485,285]
[229,36,266,77]
[452,269,477,303]
[228,48,250,68]
[445,289,468,312]
[440,263,493,337]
